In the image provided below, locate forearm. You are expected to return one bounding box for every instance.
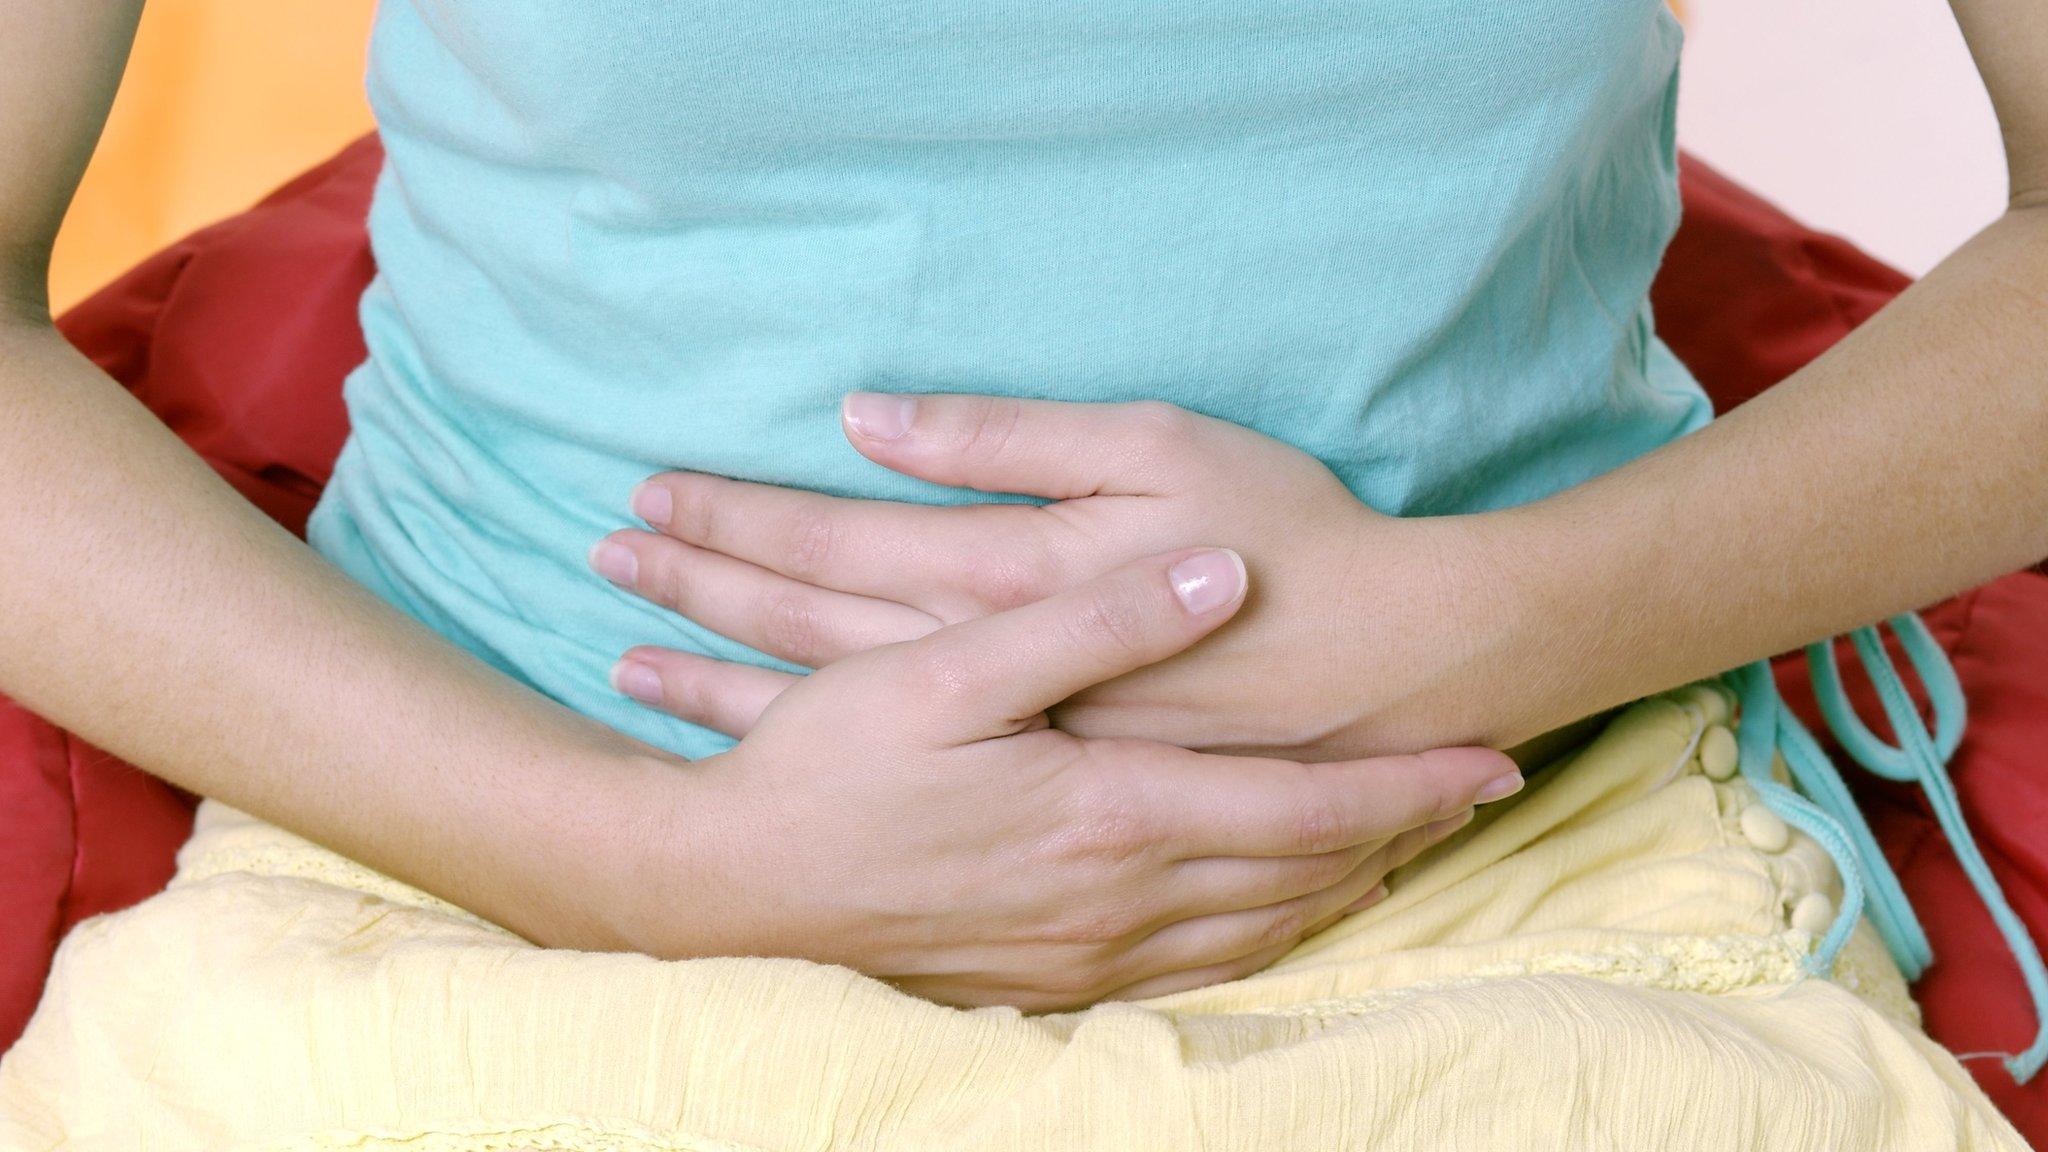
[1454,205,2048,747]
[0,318,698,950]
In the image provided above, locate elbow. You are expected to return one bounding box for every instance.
[2011,186,2048,215]
[0,244,51,330]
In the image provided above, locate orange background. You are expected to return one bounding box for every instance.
[47,0,377,313]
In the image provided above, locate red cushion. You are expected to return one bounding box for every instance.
[5,136,2045,1140]
[1650,155,1913,410]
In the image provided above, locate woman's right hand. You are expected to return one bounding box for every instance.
[637,546,1520,1010]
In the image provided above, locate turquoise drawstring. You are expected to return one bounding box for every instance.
[1729,661,1878,972]
[1774,705,1931,978]
[1809,616,2048,1083]
[1723,613,2048,1084]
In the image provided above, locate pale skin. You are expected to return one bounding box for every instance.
[0,1,2043,1012]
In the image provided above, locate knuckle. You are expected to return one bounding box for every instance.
[952,395,1023,463]
[614,535,665,598]
[1045,901,1144,948]
[1079,802,1150,861]
[1230,943,1289,983]
[656,664,707,717]
[1285,793,1353,855]
[1037,960,1113,1004]
[1307,846,1363,889]
[1388,826,1432,866]
[648,550,696,613]
[781,509,838,581]
[668,478,721,545]
[960,541,1060,613]
[760,592,826,662]
[1122,401,1197,457]
[1070,583,1153,658]
[1404,754,1460,819]
[1258,902,1313,951]
[898,645,982,704]
[1065,768,1155,859]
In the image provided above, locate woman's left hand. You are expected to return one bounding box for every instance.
[591,393,1518,759]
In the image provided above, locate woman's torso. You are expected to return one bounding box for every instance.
[310,0,1709,759]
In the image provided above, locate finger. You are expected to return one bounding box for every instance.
[593,529,938,667]
[1366,807,1474,887]
[1160,840,1385,922]
[1119,851,1389,983]
[1340,881,1394,916]
[1154,746,1520,859]
[842,393,1235,499]
[1098,937,1302,1003]
[1416,807,1475,853]
[1099,877,1393,1004]
[629,471,1053,608]
[1306,876,1392,937]
[891,546,1249,739]
[610,648,798,738]
[1169,842,1401,951]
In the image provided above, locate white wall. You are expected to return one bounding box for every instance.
[1675,0,2008,274]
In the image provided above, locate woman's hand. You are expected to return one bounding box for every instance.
[637,545,1519,1010]
[594,394,1519,760]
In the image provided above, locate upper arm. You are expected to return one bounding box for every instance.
[1950,0,2048,205]
[0,0,146,319]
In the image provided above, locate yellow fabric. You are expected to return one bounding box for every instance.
[0,697,2022,1150]
[46,0,376,314]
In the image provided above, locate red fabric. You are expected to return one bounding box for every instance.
[1651,155,1913,410]
[3,137,2045,1140]
[54,134,371,534]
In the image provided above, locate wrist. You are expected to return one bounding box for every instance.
[1325,506,1553,755]
[597,746,779,960]
[1445,488,1677,744]
[1411,508,1552,742]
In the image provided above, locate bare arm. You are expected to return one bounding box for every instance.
[1465,0,2048,742]
[0,0,692,951]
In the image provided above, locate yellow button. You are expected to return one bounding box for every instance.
[1700,724,1739,780]
[1740,805,1791,853]
[1674,683,1733,727]
[1791,892,1837,936]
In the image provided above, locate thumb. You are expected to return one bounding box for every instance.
[841,393,1210,499]
[883,546,1248,742]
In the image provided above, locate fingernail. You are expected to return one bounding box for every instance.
[1476,772,1525,804]
[843,392,915,441]
[589,540,638,587]
[1345,883,1389,913]
[1168,548,1246,614]
[631,482,673,527]
[1425,808,1474,842]
[611,659,663,705]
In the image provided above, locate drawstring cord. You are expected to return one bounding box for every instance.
[1813,615,2048,1082]
[1727,613,2048,1083]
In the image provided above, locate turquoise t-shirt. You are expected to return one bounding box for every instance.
[309,0,1710,759]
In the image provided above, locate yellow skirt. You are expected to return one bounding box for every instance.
[0,695,2024,1150]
